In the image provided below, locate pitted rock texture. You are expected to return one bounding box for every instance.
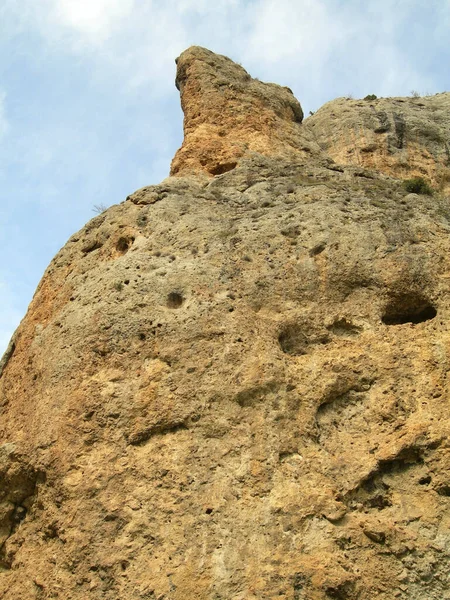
[170,46,320,177]
[1,48,450,600]
[304,93,450,193]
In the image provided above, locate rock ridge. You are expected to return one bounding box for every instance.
[304,93,450,194]
[171,46,450,192]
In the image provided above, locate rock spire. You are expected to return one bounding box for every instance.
[170,46,317,176]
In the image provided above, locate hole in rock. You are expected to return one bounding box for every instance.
[382,293,437,325]
[209,161,237,176]
[205,508,213,515]
[278,324,329,356]
[279,325,308,355]
[167,292,184,309]
[116,237,134,255]
[418,475,431,485]
[437,485,450,497]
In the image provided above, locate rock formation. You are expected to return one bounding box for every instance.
[1,47,449,599]
[170,46,318,177]
[304,93,450,194]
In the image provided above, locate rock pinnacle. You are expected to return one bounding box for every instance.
[170,46,317,177]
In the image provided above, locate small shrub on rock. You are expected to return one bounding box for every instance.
[403,177,433,196]
[364,94,377,101]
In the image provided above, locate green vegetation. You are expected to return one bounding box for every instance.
[403,177,433,196]
[364,94,377,101]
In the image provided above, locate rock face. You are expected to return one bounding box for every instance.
[170,47,318,177]
[1,47,450,600]
[304,93,450,194]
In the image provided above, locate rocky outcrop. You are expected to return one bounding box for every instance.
[0,48,450,599]
[170,46,319,177]
[304,93,450,193]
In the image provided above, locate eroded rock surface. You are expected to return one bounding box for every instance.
[304,93,450,193]
[170,46,319,177]
[1,48,450,600]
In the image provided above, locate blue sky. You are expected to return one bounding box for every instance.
[0,0,449,354]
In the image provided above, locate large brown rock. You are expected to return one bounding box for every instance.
[170,46,319,177]
[1,48,450,599]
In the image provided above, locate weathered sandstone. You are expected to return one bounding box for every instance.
[170,46,319,177]
[304,93,450,194]
[0,47,449,599]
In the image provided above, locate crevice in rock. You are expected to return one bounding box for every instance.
[327,318,362,337]
[377,446,424,475]
[234,381,280,408]
[292,573,309,600]
[382,293,437,325]
[82,240,103,254]
[393,112,406,149]
[345,444,435,512]
[314,378,374,449]
[325,580,356,599]
[309,242,326,256]
[127,421,188,446]
[209,161,238,175]
[374,111,390,133]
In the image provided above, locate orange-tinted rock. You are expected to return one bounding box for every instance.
[170,46,319,177]
[1,48,450,600]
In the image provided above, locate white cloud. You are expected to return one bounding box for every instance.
[51,0,135,39]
